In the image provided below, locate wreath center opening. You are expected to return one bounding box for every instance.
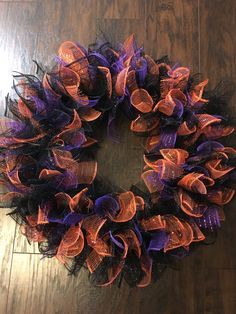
[95,109,145,191]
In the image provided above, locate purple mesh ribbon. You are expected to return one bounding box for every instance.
[109,231,125,250]
[195,206,221,231]
[94,195,119,217]
[148,231,170,254]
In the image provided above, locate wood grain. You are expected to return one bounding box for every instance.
[145,0,199,71]
[0,209,16,314]
[0,1,40,115]
[200,0,236,269]
[0,0,235,313]
[168,267,236,314]
[200,0,236,88]
[6,253,236,314]
[97,0,142,19]
[6,253,173,314]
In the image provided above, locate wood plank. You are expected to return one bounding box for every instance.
[96,18,146,50]
[200,0,236,88]
[33,0,98,66]
[0,2,40,114]
[7,252,236,314]
[97,0,142,19]
[0,209,16,313]
[145,0,199,71]
[7,253,172,314]
[169,267,236,314]
[200,0,236,268]
[0,1,35,3]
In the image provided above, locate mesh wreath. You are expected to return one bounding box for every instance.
[0,34,235,287]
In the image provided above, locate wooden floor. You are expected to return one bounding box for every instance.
[0,0,236,313]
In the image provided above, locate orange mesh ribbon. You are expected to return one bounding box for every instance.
[190,79,209,103]
[56,225,84,264]
[115,66,129,96]
[130,115,159,133]
[160,67,190,97]
[154,89,186,116]
[178,173,214,195]
[110,191,136,222]
[160,148,189,165]
[177,189,207,217]
[58,41,89,81]
[144,158,183,180]
[83,214,107,243]
[126,70,138,93]
[205,159,234,179]
[114,229,141,258]
[141,169,164,193]
[178,121,197,136]
[207,189,235,205]
[97,66,112,98]
[130,88,154,113]
[145,55,159,75]
[162,215,190,252]
[140,215,166,231]
[196,114,221,129]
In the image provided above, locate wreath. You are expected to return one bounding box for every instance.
[0,35,235,287]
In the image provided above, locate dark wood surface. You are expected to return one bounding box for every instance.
[0,1,236,313]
